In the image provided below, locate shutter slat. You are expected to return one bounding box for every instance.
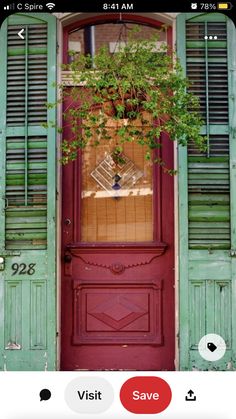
[5,127,48,246]
[6,24,47,127]
[186,20,230,249]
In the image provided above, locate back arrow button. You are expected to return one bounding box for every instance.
[18,29,25,40]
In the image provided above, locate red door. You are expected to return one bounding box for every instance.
[61,106,175,370]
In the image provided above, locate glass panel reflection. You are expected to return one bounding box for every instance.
[91,151,144,198]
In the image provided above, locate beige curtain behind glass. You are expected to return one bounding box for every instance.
[81,129,153,242]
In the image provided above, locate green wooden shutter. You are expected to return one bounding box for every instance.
[0,14,57,370]
[186,17,230,250]
[177,13,236,370]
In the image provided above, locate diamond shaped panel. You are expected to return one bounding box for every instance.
[91,152,143,196]
[89,296,147,330]
[72,284,163,345]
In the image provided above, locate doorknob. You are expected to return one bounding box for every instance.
[64,253,72,263]
[64,218,71,226]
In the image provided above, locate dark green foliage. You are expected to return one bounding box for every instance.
[52,30,206,169]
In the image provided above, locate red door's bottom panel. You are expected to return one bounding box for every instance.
[61,273,175,371]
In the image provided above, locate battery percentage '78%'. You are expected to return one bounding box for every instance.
[200,3,217,10]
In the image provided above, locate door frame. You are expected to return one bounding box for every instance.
[57,12,178,370]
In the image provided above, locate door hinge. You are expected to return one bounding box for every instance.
[177,332,180,349]
[0,251,21,271]
[0,250,21,256]
[229,249,236,257]
[0,257,4,271]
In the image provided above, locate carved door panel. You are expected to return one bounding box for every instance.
[61,104,175,370]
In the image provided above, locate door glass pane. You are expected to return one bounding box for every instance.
[81,138,153,242]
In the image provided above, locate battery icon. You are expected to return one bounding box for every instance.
[217,2,232,9]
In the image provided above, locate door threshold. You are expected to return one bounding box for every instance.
[74,369,138,371]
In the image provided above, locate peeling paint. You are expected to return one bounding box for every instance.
[44,352,48,371]
[3,355,7,371]
[5,342,21,350]
[227,361,233,370]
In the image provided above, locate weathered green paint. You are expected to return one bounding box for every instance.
[186,40,227,48]
[0,14,57,370]
[181,12,230,22]
[177,13,190,371]
[177,13,236,370]
[8,48,47,56]
[228,17,236,370]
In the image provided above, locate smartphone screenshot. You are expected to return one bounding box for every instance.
[0,0,235,417]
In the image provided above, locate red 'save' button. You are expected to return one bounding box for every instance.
[120,376,172,414]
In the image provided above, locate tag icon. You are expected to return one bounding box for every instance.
[207,342,217,353]
[198,334,226,361]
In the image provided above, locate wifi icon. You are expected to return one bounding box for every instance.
[46,2,55,10]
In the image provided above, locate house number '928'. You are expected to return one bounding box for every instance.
[11,263,36,275]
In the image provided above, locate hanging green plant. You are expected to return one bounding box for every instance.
[49,29,206,172]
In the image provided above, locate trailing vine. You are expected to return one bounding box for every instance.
[47,28,206,173]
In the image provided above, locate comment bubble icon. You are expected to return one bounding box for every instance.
[39,389,51,402]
